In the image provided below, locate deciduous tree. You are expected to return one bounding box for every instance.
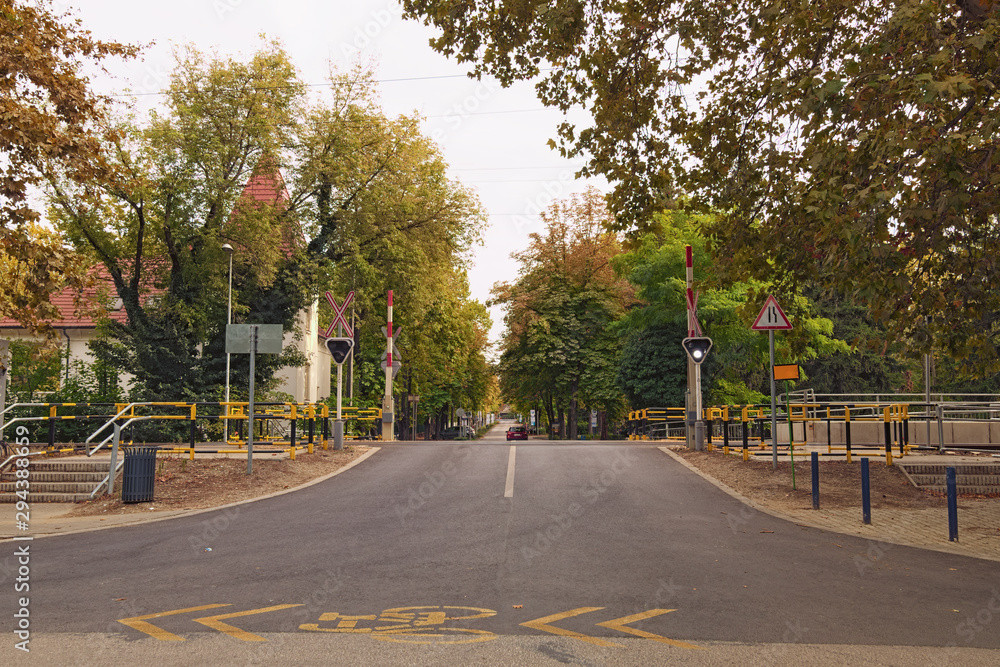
[0,1,137,337]
[404,0,1000,370]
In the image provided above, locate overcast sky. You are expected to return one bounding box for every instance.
[66,0,607,352]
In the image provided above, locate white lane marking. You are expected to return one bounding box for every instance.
[504,445,516,498]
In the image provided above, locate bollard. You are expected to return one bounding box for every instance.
[861,457,871,525]
[845,407,853,464]
[902,416,909,455]
[947,467,958,542]
[899,415,906,457]
[883,417,893,466]
[723,417,730,455]
[811,451,819,510]
[826,410,832,455]
[742,420,749,461]
[334,419,344,451]
[322,416,329,450]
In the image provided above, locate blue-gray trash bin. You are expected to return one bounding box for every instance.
[121,447,156,503]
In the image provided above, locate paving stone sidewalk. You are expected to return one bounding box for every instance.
[662,447,1000,562]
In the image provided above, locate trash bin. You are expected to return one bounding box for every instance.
[121,447,157,503]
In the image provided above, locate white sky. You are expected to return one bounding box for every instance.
[65,0,607,353]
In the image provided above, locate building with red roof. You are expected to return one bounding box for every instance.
[1,160,331,403]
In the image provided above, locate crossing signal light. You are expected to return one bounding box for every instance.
[326,337,354,365]
[682,337,713,364]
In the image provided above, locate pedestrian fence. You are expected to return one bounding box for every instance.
[0,400,387,463]
[627,399,1000,466]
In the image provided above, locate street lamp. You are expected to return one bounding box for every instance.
[222,243,234,444]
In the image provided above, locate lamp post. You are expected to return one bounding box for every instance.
[222,243,234,444]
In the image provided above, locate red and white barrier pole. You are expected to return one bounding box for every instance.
[383,290,394,441]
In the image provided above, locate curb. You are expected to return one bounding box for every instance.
[1,447,381,541]
[658,446,1000,563]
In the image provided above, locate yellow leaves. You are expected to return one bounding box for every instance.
[0,222,94,341]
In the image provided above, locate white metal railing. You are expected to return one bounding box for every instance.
[87,415,152,457]
[90,458,126,499]
[85,402,151,445]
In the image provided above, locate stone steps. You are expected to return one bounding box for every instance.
[0,459,112,503]
[899,463,1000,496]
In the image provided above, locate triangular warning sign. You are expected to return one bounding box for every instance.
[751,295,793,331]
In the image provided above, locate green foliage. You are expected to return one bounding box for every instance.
[613,210,849,406]
[617,324,688,408]
[799,292,912,396]
[404,0,1000,372]
[493,188,632,438]
[5,340,60,402]
[0,2,137,338]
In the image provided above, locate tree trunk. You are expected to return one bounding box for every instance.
[600,411,608,440]
[568,378,579,441]
[557,405,566,440]
[544,392,555,439]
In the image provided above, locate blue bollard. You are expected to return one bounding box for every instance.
[861,458,871,525]
[947,467,958,542]
[811,451,819,510]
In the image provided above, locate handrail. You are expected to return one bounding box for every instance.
[87,416,152,456]
[0,449,47,476]
[85,402,149,444]
[90,458,126,499]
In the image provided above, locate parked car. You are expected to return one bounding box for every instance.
[440,425,474,440]
[506,424,528,441]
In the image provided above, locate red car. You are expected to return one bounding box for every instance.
[506,424,528,441]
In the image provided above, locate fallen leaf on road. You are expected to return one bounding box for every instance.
[760,530,774,534]
[513,605,523,609]
[114,598,126,601]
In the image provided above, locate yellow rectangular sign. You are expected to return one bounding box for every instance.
[773,364,800,381]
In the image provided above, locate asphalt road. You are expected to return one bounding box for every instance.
[3,421,999,664]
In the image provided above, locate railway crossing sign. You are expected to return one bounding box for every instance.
[324,290,355,338]
[751,295,792,471]
[326,338,354,365]
[751,295,793,331]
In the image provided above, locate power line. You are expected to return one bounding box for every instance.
[451,165,586,171]
[103,71,504,98]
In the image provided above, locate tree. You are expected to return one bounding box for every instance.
[403,0,1000,371]
[493,188,633,439]
[613,210,848,406]
[0,1,137,338]
[300,69,490,428]
[50,42,315,401]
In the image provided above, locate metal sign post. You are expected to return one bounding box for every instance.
[247,326,257,475]
[751,295,793,470]
[324,291,356,452]
[226,323,283,475]
[383,291,395,442]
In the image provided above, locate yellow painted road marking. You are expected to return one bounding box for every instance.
[193,604,304,641]
[504,446,516,498]
[372,627,498,644]
[118,604,231,641]
[520,607,623,647]
[596,609,704,650]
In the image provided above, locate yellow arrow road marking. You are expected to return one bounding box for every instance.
[596,609,704,650]
[520,607,623,647]
[193,604,304,641]
[119,604,231,641]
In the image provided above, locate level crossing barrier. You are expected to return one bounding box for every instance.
[701,402,912,465]
[627,408,685,440]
